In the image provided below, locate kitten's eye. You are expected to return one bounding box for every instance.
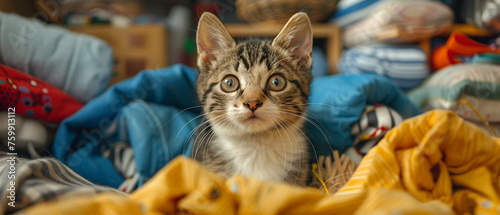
[221,75,239,92]
[267,74,286,91]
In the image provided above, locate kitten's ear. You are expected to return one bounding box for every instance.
[272,13,313,67]
[196,12,236,69]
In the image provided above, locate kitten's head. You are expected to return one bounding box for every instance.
[196,12,313,134]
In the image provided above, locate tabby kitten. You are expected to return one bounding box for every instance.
[193,12,313,186]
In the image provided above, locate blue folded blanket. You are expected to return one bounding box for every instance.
[52,64,421,188]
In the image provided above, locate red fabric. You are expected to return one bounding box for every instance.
[0,64,83,124]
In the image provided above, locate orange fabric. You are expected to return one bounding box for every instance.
[19,110,500,215]
[432,32,500,70]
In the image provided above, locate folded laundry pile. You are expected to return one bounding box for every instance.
[0,12,113,103]
[334,0,453,92]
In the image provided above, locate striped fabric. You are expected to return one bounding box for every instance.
[329,0,385,28]
[0,153,121,214]
[346,105,404,164]
[17,111,500,215]
[102,142,139,193]
[338,45,429,91]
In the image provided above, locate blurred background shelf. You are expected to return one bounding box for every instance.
[446,24,496,36]
[68,25,168,85]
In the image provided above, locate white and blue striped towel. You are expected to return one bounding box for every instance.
[338,45,430,91]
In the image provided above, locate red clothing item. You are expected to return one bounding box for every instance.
[432,31,500,70]
[0,64,83,124]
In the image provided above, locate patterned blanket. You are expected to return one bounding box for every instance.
[0,154,121,214]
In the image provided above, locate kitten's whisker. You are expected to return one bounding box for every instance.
[194,117,227,161]
[274,118,308,183]
[193,119,218,160]
[279,110,335,156]
[274,117,305,185]
[196,114,226,144]
[160,105,205,128]
[172,109,226,150]
[270,117,293,183]
[280,103,348,113]
[174,112,214,154]
[278,108,328,134]
[328,182,348,193]
[188,113,227,157]
[192,122,215,160]
[201,124,218,166]
[318,172,356,191]
[191,114,228,159]
[277,113,332,182]
[201,116,231,162]
[280,102,346,134]
[166,109,224,155]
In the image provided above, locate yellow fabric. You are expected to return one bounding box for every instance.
[19,110,500,215]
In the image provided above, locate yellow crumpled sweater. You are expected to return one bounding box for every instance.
[18,110,500,215]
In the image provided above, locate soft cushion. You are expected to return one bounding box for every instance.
[0,12,113,103]
[409,63,500,122]
[0,64,83,124]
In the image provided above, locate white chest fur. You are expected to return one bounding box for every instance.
[213,125,308,183]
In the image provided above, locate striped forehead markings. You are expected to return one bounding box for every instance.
[235,41,274,72]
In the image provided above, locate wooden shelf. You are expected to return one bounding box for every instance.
[225,23,341,74]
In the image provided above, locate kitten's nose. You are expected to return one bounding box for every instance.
[243,100,263,112]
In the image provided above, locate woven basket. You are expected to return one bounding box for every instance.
[236,0,338,23]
